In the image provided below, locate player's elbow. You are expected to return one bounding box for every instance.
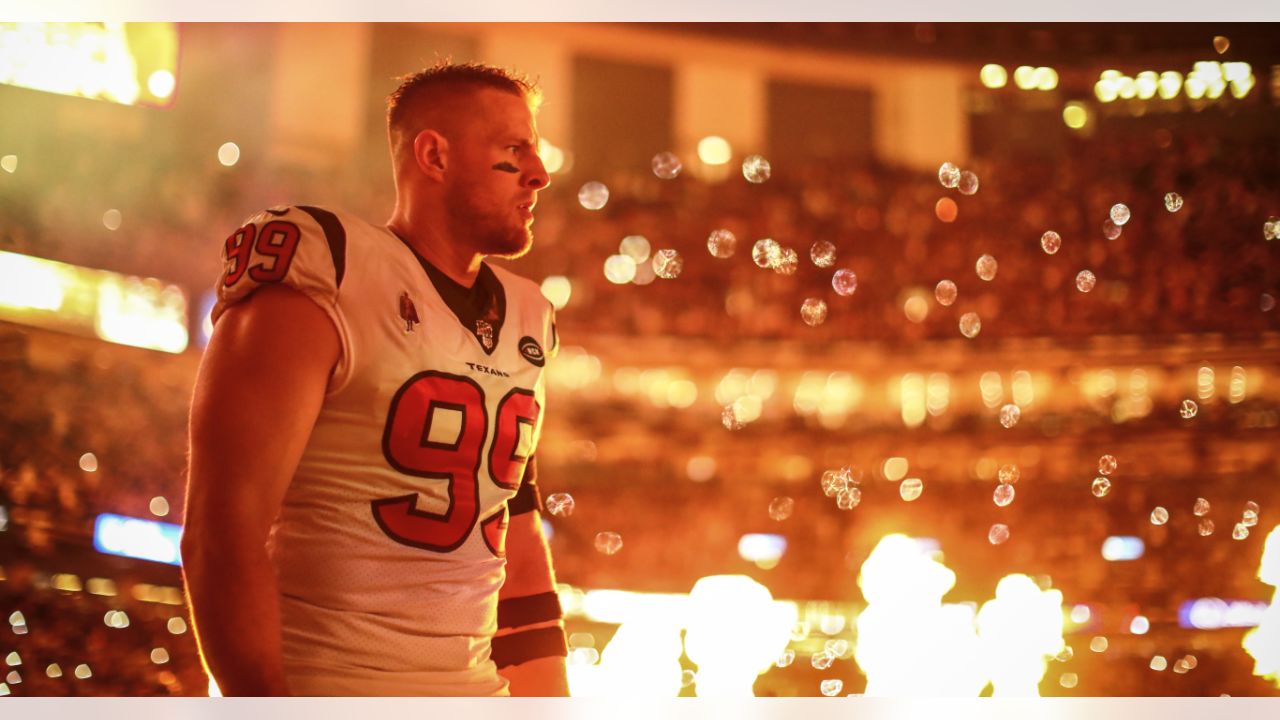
[179,518,212,577]
[180,509,238,575]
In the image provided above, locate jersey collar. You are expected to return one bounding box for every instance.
[394,235,506,355]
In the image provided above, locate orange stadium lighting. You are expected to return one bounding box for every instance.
[0,22,178,106]
[0,250,188,353]
[1034,67,1058,91]
[1094,78,1119,103]
[1158,71,1183,99]
[979,63,1008,88]
[1116,76,1138,99]
[1063,101,1089,129]
[1135,71,1159,99]
[1013,65,1037,90]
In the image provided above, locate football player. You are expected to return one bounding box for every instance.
[181,63,567,696]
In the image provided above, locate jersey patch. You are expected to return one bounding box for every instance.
[518,336,545,367]
[399,291,420,333]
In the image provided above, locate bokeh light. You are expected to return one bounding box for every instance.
[980,64,1008,88]
[697,136,732,166]
[217,142,240,167]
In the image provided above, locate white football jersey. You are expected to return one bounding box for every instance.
[211,205,557,696]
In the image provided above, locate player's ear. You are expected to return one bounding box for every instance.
[412,129,449,181]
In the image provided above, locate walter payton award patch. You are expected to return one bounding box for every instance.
[518,336,545,367]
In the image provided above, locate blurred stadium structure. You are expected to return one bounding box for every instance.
[1,21,1279,697]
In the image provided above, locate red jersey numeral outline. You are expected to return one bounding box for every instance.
[222,224,256,287]
[489,388,539,490]
[221,219,302,287]
[375,371,541,554]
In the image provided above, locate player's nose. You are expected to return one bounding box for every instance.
[525,153,550,191]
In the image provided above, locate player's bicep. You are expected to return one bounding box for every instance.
[212,205,350,391]
[184,284,340,546]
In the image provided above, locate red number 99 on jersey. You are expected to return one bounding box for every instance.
[222,220,301,287]
[373,371,540,553]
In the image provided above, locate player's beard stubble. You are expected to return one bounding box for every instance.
[444,181,534,260]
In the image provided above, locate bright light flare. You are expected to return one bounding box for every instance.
[1243,524,1280,686]
[684,575,795,696]
[94,278,189,353]
[855,535,986,696]
[569,617,685,697]
[977,574,1066,697]
[0,251,67,311]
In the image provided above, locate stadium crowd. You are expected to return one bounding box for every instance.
[2,122,1277,346]
[521,128,1279,344]
[0,562,204,696]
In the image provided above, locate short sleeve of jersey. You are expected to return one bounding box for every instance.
[211,205,352,389]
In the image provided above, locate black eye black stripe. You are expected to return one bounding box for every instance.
[492,162,519,174]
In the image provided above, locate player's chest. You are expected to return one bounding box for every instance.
[341,271,546,410]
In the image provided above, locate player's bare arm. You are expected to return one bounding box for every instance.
[181,284,340,696]
[494,465,570,696]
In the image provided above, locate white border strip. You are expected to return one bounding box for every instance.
[2,698,1280,718]
[7,1,1280,22]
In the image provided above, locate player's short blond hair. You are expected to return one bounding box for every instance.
[386,61,541,136]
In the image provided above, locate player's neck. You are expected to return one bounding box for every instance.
[386,213,483,288]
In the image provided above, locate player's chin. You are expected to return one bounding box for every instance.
[488,229,534,260]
